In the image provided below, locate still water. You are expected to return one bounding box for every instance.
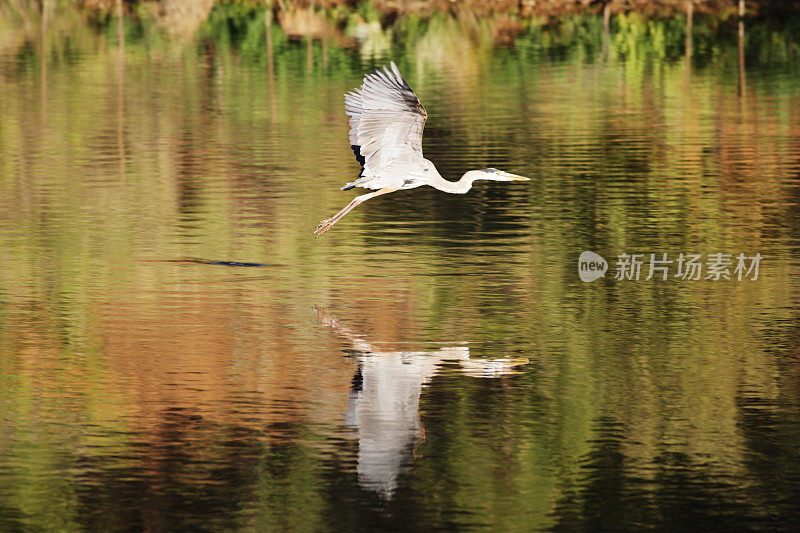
[1,5,800,531]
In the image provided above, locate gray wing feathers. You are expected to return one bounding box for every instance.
[345,62,427,180]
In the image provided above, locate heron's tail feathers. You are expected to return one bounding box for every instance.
[341,175,371,190]
[341,175,383,191]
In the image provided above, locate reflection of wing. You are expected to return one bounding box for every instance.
[351,351,439,499]
[458,357,529,378]
[344,61,427,187]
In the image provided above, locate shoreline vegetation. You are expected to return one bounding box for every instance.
[0,1,797,68]
[79,0,800,19]
[2,1,799,47]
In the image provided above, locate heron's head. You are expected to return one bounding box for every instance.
[476,168,530,182]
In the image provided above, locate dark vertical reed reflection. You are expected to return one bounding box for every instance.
[116,0,125,180]
[265,0,275,120]
[601,1,611,60]
[306,35,313,73]
[738,0,746,98]
[549,418,773,531]
[39,0,47,110]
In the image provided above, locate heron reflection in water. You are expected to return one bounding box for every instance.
[314,306,527,499]
[314,62,529,237]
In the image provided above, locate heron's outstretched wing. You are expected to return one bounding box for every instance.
[344,62,427,180]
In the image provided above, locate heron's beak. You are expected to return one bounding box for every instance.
[500,171,530,181]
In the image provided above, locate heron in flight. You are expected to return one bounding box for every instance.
[313,61,529,238]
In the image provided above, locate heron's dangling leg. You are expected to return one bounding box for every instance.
[314,187,399,238]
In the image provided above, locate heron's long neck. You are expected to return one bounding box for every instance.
[431,173,476,194]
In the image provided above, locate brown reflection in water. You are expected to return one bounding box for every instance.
[154,0,216,39]
[685,0,693,76]
[98,291,352,440]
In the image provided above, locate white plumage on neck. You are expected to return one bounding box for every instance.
[428,171,482,194]
[429,169,530,194]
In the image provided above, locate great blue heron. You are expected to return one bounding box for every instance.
[313,61,530,238]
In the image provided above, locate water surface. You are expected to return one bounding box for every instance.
[1,6,800,531]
